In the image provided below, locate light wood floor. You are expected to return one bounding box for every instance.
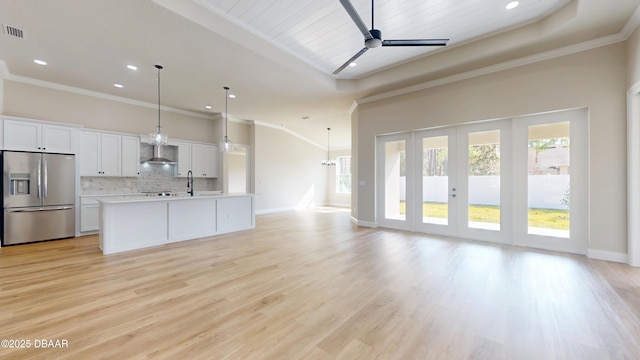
[1,208,640,359]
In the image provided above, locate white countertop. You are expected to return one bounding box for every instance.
[98,193,253,204]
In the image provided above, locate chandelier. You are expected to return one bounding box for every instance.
[321,127,336,166]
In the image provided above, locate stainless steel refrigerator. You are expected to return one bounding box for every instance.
[2,151,75,245]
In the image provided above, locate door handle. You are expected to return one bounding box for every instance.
[37,160,42,198]
[8,206,73,213]
[43,160,48,198]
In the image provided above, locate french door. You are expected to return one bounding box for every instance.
[413,127,458,236]
[375,109,586,254]
[376,133,414,231]
[411,121,511,243]
[512,109,587,254]
[377,121,511,243]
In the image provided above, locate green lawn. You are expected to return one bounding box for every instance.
[400,202,569,230]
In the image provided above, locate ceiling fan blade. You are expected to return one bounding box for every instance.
[339,0,373,40]
[382,39,449,47]
[333,47,369,75]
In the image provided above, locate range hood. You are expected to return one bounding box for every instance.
[142,145,176,165]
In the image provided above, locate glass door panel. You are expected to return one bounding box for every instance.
[457,120,511,244]
[527,122,570,238]
[377,133,414,231]
[467,130,501,231]
[513,108,587,254]
[415,128,457,236]
[384,140,406,220]
[422,136,449,225]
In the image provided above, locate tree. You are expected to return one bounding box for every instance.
[468,144,500,175]
[561,185,570,209]
[528,137,569,173]
[423,148,448,176]
[528,139,556,172]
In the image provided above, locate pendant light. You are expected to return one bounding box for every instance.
[149,64,168,146]
[321,127,336,166]
[220,86,233,153]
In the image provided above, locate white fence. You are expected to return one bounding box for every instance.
[399,175,569,209]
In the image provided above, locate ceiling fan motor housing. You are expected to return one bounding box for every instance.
[365,29,382,48]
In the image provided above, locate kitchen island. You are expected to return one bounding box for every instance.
[99,194,254,255]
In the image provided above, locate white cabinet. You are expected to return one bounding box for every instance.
[79,131,121,176]
[100,195,255,254]
[4,119,76,153]
[174,141,192,177]
[80,197,100,232]
[121,135,141,177]
[216,195,255,234]
[175,142,218,178]
[191,143,219,178]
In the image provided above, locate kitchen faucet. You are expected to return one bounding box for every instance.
[187,170,194,196]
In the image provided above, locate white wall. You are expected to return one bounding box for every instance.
[254,124,327,213]
[354,43,628,254]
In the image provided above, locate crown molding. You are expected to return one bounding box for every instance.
[622,4,640,39]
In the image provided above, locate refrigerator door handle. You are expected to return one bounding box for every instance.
[43,160,48,198]
[37,159,42,198]
[7,206,73,213]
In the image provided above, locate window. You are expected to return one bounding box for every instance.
[336,156,352,194]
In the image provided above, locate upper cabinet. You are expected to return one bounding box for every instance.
[174,141,192,177]
[79,131,122,177]
[121,135,141,177]
[174,142,218,178]
[3,119,77,154]
[79,130,141,177]
[189,143,219,178]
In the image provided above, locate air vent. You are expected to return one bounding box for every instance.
[3,24,24,38]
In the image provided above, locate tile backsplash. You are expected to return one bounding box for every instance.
[80,143,218,195]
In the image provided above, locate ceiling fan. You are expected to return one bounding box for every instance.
[333,0,449,75]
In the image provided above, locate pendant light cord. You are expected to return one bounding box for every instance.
[327,127,331,160]
[156,64,163,132]
[224,86,230,140]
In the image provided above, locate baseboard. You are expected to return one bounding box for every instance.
[351,216,377,228]
[587,249,629,264]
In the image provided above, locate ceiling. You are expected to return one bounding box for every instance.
[0,0,639,149]
[195,0,570,78]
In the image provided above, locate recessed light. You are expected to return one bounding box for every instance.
[126,65,138,70]
[228,94,236,99]
[349,62,357,67]
[114,83,123,88]
[506,1,519,10]
[33,59,47,65]
[205,105,212,110]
